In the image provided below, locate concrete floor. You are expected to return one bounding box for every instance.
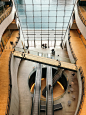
[18,60,36,115]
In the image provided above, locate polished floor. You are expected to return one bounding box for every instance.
[0,30,19,115]
[70,29,86,115]
[17,46,69,115]
[31,78,65,99]
[17,44,79,115]
[0,29,85,115]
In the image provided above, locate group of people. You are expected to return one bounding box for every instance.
[42,43,47,49]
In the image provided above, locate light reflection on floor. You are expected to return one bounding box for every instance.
[30,78,65,99]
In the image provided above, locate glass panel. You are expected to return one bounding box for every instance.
[65,5,73,10]
[49,11,56,16]
[49,5,57,11]
[64,17,70,22]
[34,11,41,16]
[42,0,49,4]
[42,5,49,11]
[35,23,41,28]
[65,11,72,16]
[25,0,32,4]
[27,23,35,28]
[57,5,65,10]
[33,0,40,4]
[18,12,26,16]
[19,17,26,22]
[21,23,27,28]
[42,23,48,28]
[26,12,33,17]
[42,17,48,22]
[49,23,55,28]
[64,23,68,28]
[17,5,25,12]
[14,0,75,41]
[49,17,56,22]
[57,17,63,22]
[28,17,33,22]
[26,5,33,11]
[57,11,64,16]
[34,5,41,11]
[57,23,63,27]
[34,17,41,22]
[42,11,48,16]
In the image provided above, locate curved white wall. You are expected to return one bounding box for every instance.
[66,40,75,64]
[64,10,74,46]
[0,0,16,41]
[74,70,82,115]
[9,55,21,115]
[75,3,86,39]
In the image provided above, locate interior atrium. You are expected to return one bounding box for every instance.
[0,0,86,115]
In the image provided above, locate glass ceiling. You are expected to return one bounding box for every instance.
[14,0,76,42]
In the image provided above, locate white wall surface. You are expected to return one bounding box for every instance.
[0,0,16,41]
[75,3,86,39]
[9,55,21,115]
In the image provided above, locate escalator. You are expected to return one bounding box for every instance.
[32,64,42,115]
[46,66,53,115]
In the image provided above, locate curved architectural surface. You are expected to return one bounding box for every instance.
[0,0,86,115]
[75,3,86,39]
[9,55,21,115]
[70,29,86,115]
[0,31,19,115]
[0,0,16,41]
[17,60,35,115]
[66,39,75,64]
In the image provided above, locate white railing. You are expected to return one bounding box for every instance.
[0,0,16,41]
[75,2,86,39]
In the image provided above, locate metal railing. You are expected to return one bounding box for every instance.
[68,38,77,63]
[53,71,68,102]
[14,47,72,63]
[4,33,20,115]
[46,66,53,115]
[0,6,12,24]
[78,4,86,26]
[77,66,85,115]
[31,64,42,115]
[5,52,12,115]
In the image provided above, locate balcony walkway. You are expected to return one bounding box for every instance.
[70,29,86,115]
[13,51,77,71]
[0,31,19,115]
[79,6,86,21]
